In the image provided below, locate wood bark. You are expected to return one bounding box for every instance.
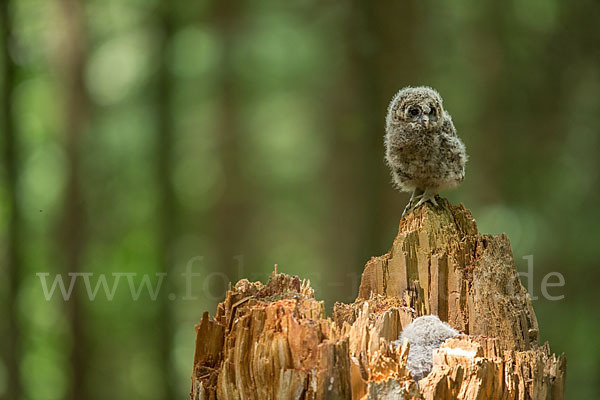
[191,200,566,399]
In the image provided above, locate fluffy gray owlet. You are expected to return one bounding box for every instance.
[394,315,460,381]
[384,86,467,215]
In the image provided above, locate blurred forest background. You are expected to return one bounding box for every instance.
[1,0,599,399]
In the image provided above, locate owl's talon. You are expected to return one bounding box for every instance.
[401,203,412,219]
[429,195,439,208]
[412,189,438,209]
[401,189,425,218]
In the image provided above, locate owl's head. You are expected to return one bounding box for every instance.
[386,86,444,131]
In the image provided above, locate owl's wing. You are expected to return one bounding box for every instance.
[441,112,457,137]
[437,133,467,190]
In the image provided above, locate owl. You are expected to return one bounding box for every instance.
[395,315,460,381]
[384,86,467,216]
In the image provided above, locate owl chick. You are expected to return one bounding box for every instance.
[384,86,467,216]
[394,315,460,381]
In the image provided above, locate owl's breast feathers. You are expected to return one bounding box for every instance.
[386,119,466,192]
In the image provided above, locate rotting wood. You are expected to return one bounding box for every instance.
[191,200,566,399]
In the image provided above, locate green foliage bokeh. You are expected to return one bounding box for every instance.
[1,0,599,399]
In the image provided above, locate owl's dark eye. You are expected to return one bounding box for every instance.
[409,107,420,117]
[429,106,436,115]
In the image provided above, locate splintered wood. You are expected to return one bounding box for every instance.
[191,274,351,399]
[191,200,566,399]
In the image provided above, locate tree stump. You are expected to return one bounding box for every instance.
[190,200,566,399]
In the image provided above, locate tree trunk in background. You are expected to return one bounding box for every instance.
[156,2,177,399]
[349,0,422,249]
[211,0,246,291]
[325,0,422,304]
[471,3,507,202]
[1,0,22,398]
[190,200,566,399]
[55,0,89,399]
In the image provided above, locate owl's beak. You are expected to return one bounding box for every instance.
[421,114,430,127]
